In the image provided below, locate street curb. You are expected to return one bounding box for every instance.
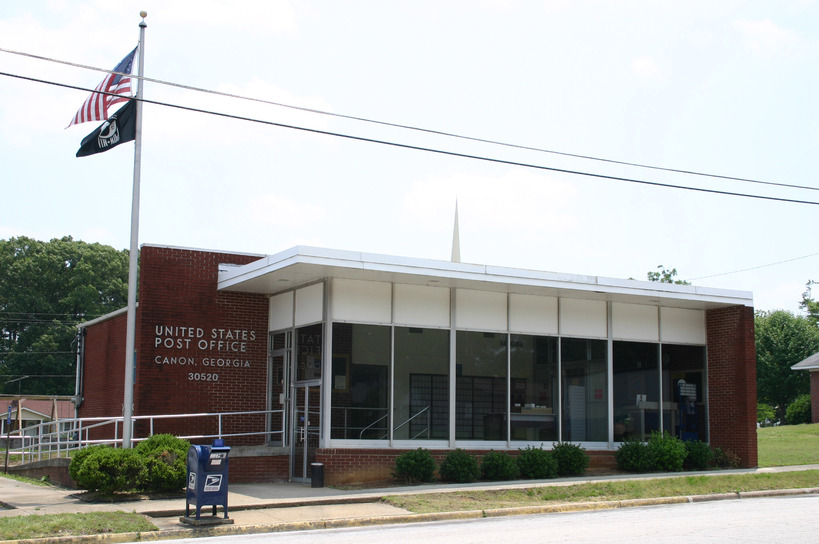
[2,487,818,544]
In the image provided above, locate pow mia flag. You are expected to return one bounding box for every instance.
[76,99,136,157]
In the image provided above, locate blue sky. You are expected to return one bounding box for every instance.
[1,1,817,313]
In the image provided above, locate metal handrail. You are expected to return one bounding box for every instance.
[358,411,389,439]
[394,406,431,440]
[353,406,431,440]
[3,409,285,463]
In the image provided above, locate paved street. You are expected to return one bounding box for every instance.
[134,495,819,544]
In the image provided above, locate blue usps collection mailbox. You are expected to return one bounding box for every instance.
[185,439,231,520]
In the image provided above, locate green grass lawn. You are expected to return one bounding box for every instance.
[0,512,156,541]
[757,423,819,467]
[384,470,819,513]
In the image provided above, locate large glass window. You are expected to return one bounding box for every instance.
[510,335,558,442]
[662,344,707,442]
[296,323,322,382]
[561,338,608,442]
[456,331,508,440]
[394,327,450,440]
[330,323,391,439]
[613,341,659,442]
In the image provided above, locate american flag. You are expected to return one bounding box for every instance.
[68,46,138,127]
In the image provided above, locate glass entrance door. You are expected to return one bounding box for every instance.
[269,331,291,445]
[291,382,321,481]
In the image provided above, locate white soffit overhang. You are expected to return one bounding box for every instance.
[217,246,753,310]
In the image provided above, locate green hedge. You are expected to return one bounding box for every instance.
[439,449,480,483]
[72,447,146,493]
[70,434,191,494]
[392,448,437,483]
[135,434,191,492]
[516,446,557,479]
[786,394,812,425]
[616,433,725,473]
[481,450,520,481]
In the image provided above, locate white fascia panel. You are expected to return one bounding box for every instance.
[331,278,391,323]
[611,302,659,342]
[660,307,706,344]
[394,284,450,328]
[509,293,558,335]
[269,291,294,331]
[456,289,507,331]
[295,283,323,326]
[560,298,607,338]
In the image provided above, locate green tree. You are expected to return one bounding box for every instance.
[755,310,819,422]
[646,265,691,285]
[0,236,129,395]
[800,280,819,327]
[757,402,776,426]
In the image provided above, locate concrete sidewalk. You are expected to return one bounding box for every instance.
[2,465,819,542]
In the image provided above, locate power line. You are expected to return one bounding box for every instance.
[2,375,74,378]
[3,69,819,206]
[2,352,76,355]
[690,251,819,280]
[3,46,819,194]
[0,312,106,317]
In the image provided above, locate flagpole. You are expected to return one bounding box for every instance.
[123,11,147,449]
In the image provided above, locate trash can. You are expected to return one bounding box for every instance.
[311,462,324,488]
[185,439,231,520]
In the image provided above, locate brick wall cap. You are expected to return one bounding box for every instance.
[77,306,130,329]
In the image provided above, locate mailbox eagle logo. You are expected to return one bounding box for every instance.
[204,474,222,492]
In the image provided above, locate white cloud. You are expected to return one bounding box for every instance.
[733,19,804,57]
[159,0,299,34]
[140,76,334,149]
[248,193,326,227]
[752,279,805,314]
[402,170,579,234]
[630,56,665,82]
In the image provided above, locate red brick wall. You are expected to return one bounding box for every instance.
[229,455,290,483]
[79,312,127,420]
[315,448,616,486]
[706,305,757,468]
[812,372,819,424]
[80,246,270,445]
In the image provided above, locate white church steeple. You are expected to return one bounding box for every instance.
[451,200,461,263]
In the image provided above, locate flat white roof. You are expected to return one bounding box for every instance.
[218,246,753,310]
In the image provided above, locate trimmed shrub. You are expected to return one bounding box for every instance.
[615,440,652,473]
[785,394,812,426]
[647,431,687,472]
[712,447,741,469]
[73,447,146,493]
[516,446,557,480]
[480,450,519,481]
[683,440,714,471]
[552,442,589,476]
[439,449,480,483]
[135,434,191,492]
[69,444,110,486]
[392,448,437,483]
